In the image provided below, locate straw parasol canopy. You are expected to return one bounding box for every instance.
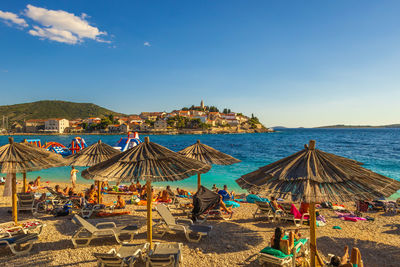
[82,138,211,182]
[65,140,121,167]
[236,140,400,203]
[178,140,241,165]
[82,136,211,249]
[65,140,121,203]
[0,137,67,223]
[178,140,241,189]
[236,140,400,267]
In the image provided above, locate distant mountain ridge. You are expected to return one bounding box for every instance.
[0,100,124,122]
[316,124,400,129]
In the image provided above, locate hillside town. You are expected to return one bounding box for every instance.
[2,101,272,134]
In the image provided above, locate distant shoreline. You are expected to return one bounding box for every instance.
[0,128,274,136]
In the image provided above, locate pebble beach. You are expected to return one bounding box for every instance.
[1,182,399,267]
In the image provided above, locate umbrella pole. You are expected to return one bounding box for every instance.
[146,180,153,249]
[22,172,27,193]
[197,173,201,191]
[12,173,17,224]
[97,181,102,204]
[310,202,317,267]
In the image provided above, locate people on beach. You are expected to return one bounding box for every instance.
[128,182,136,192]
[70,166,79,188]
[212,184,218,192]
[115,195,126,209]
[33,176,41,187]
[270,227,300,254]
[27,181,37,193]
[85,185,98,203]
[328,246,363,267]
[270,196,282,211]
[166,185,175,198]
[55,184,71,196]
[218,185,234,201]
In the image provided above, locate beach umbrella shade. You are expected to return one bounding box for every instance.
[81,136,211,248]
[236,140,400,267]
[178,140,241,190]
[0,137,67,224]
[65,140,121,203]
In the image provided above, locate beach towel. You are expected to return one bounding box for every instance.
[96,211,130,217]
[246,194,269,204]
[260,238,308,258]
[224,200,240,208]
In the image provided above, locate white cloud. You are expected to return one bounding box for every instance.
[0,10,28,27]
[144,41,151,47]
[25,5,108,44]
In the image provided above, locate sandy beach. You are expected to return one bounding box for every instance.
[0,181,399,267]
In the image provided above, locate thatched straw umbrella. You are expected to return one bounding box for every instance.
[0,137,67,224]
[65,140,121,203]
[178,140,241,190]
[82,136,210,248]
[236,140,400,267]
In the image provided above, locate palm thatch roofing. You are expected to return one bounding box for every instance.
[236,140,400,203]
[178,140,241,165]
[81,137,211,182]
[0,137,67,174]
[65,140,121,167]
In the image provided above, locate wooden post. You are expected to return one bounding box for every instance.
[97,181,102,204]
[309,202,317,267]
[197,173,201,191]
[146,180,153,249]
[12,173,17,224]
[22,172,27,193]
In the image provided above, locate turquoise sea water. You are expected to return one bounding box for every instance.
[1,129,400,196]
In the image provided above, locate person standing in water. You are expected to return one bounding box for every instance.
[70,166,79,189]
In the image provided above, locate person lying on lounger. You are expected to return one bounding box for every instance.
[55,185,71,196]
[270,227,300,255]
[115,195,126,209]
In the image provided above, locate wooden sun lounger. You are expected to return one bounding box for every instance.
[154,204,212,243]
[71,215,138,248]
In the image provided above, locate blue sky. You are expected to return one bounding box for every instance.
[1,1,400,127]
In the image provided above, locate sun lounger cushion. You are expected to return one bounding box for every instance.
[224,200,240,208]
[0,233,38,246]
[188,224,212,233]
[260,238,308,258]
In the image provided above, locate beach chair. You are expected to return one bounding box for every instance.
[93,243,149,267]
[258,238,309,267]
[145,242,183,267]
[0,221,45,236]
[0,232,39,255]
[80,199,115,219]
[253,201,278,222]
[153,204,212,243]
[71,215,138,248]
[17,192,37,215]
[46,187,70,206]
[278,203,308,227]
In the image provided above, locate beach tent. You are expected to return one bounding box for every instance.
[65,140,121,203]
[178,140,240,190]
[0,137,66,224]
[81,136,210,248]
[236,140,400,267]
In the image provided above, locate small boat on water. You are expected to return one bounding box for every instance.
[113,132,142,152]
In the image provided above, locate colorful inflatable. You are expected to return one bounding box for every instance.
[69,137,88,154]
[113,132,142,152]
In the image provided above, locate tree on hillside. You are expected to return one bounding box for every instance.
[208,106,219,112]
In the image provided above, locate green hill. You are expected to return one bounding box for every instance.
[0,100,124,122]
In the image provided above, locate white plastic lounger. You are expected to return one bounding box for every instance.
[253,201,278,222]
[71,215,138,248]
[145,242,183,267]
[154,204,212,243]
[0,232,39,255]
[94,243,149,267]
[17,193,37,216]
